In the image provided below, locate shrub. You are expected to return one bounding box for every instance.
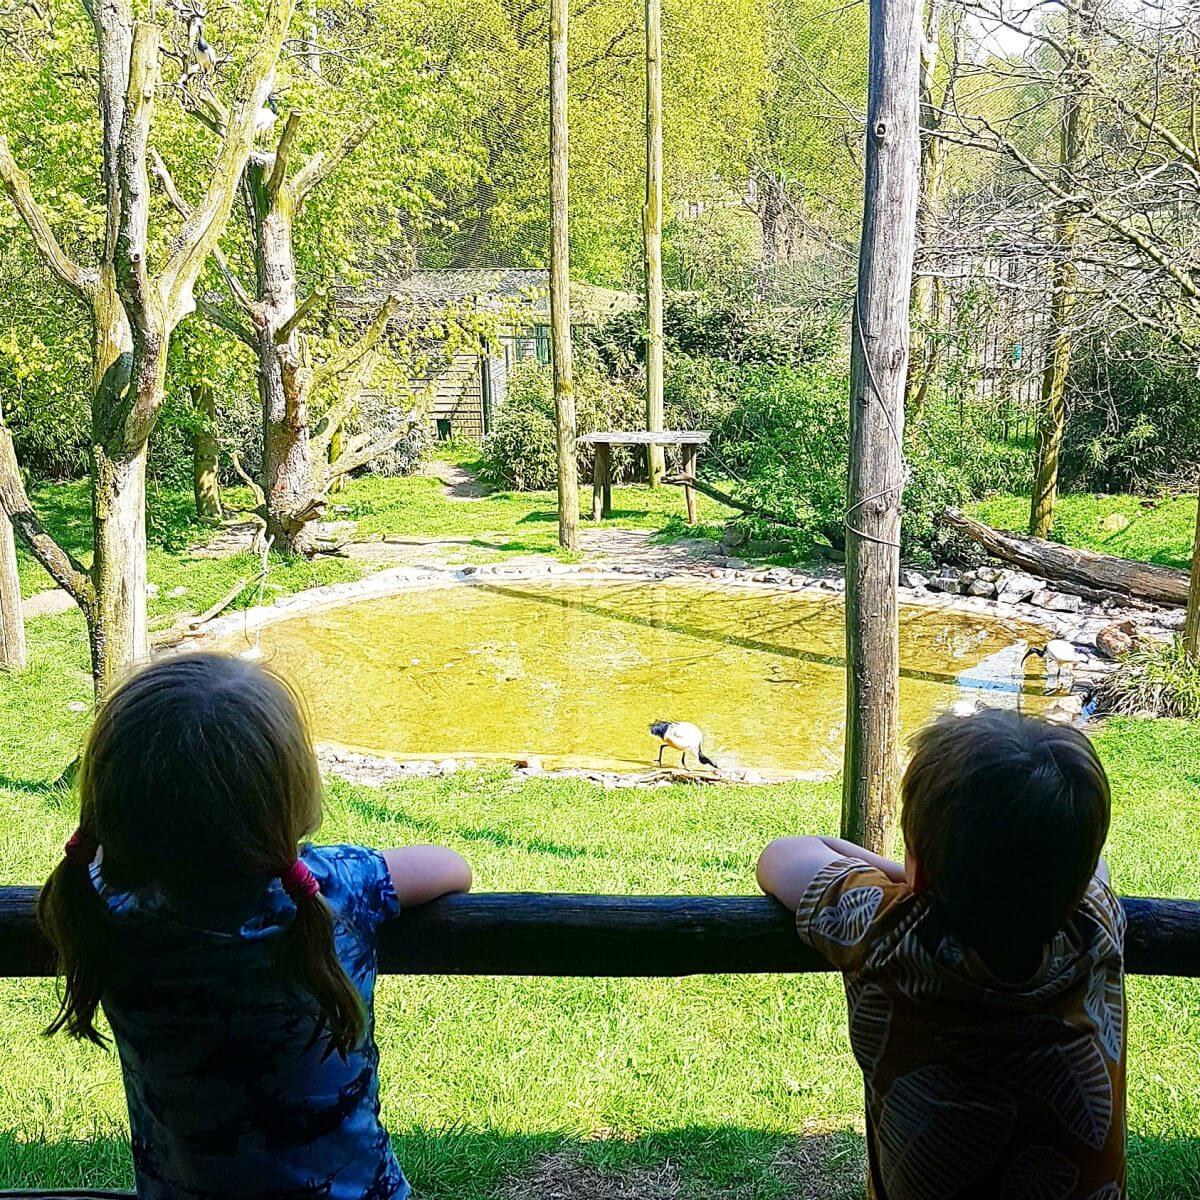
[1091,638,1200,720]
[725,377,1033,558]
[1062,333,1200,491]
[480,358,646,491]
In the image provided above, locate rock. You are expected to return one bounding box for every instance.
[1095,618,1143,660]
[901,569,929,590]
[437,758,459,775]
[1101,512,1131,533]
[1158,609,1187,630]
[764,567,792,584]
[967,579,997,598]
[1045,694,1085,724]
[722,558,748,570]
[996,573,1040,604]
[67,701,89,713]
[723,520,750,550]
[169,586,188,598]
[817,577,841,591]
[746,539,792,556]
[1031,589,1083,614]
[928,572,964,594]
[516,755,543,773]
[975,566,1004,584]
[146,582,160,597]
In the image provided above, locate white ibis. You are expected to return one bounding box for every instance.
[650,721,717,771]
[187,16,217,75]
[254,94,280,140]
[1022,639,1088,686]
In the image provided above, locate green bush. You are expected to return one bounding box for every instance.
[1092,637,1200,720]
[1062,333,1200,491]
[480,358,648,491]
[726,376,1033,557]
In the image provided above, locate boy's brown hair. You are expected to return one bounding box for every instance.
[901,709,1110,958]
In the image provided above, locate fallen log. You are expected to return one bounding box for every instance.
[940,507,1190,607]
[660,474,801,529]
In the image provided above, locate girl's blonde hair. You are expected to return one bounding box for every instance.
[37,653,365,1055]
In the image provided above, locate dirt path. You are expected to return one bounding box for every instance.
[419,458,488,499]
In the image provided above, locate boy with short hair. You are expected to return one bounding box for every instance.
[758,709,1125,1200]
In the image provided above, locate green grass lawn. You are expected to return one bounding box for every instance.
[969,492,1199,571]
[2,474,1198,1196]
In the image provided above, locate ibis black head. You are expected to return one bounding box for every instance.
[1021,645,1045,663]
[649,721,669,739]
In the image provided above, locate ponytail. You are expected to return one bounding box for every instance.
[274,880,365,1059]
[36,828,116,1046]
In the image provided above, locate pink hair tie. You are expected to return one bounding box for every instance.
[63,828,98,868]
[280,858,320,903]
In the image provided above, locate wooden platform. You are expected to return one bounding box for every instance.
[579,430,710,524]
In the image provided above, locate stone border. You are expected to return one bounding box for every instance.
[188,554,1176,788]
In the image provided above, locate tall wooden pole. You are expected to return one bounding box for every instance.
[1030,0,1091,538]
[549,0,579,549]
[643,0,665,486]
[841,0,922,854]
[1185,486,1200,662]
[0,407,25,671]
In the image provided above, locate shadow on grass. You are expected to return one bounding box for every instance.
[0,1125,870,1200]
[3,1126,1197,1199]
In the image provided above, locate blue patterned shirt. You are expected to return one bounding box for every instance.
[95,843,408,1200]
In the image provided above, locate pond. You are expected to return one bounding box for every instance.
[221,580,1053,777]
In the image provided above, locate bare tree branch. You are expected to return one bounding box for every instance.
[158,0,297,323]
[310,295,398,392]
[0,137,97,301]
[0,426,95,607]
[291,118,374,206]
[266,109,303,197]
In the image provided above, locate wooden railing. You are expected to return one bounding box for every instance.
[1,888,1198,977]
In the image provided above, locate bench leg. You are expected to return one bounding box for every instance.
[592,443,612,521]
[682,445,698,526]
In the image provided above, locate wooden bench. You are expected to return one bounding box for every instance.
[579,430,710,525]
[1,888,1196,1197]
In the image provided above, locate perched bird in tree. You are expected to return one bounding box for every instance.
[254,93,280,140]
[650,721,718,771]
[1022,639,1088,683]
[187,15,217,75]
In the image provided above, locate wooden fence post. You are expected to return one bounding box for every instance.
[842,0,922,853]
[550,0,579,550]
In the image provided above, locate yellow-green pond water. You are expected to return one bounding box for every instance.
[224,581,1053,776]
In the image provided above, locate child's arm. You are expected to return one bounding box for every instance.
[382,846,472,907]
[757,835,904,912]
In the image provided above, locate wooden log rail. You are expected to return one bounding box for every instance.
[1,889,1198,978]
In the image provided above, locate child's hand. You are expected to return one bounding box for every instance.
[382,846,472,907]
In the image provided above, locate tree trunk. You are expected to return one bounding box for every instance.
[550,0,579,551]
[1184,489,1200,660]
[942,506,1192,606]
[842,0,922,856]
[643,0,665,486]
[0,505,24,671]
[88,277,150,695]
[905,0,946,422]
[248,167,316,556]
[90,441,149,692]
[1030,0,1091,538]
[191,382,223,522]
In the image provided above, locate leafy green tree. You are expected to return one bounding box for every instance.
[0,0,293,693]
